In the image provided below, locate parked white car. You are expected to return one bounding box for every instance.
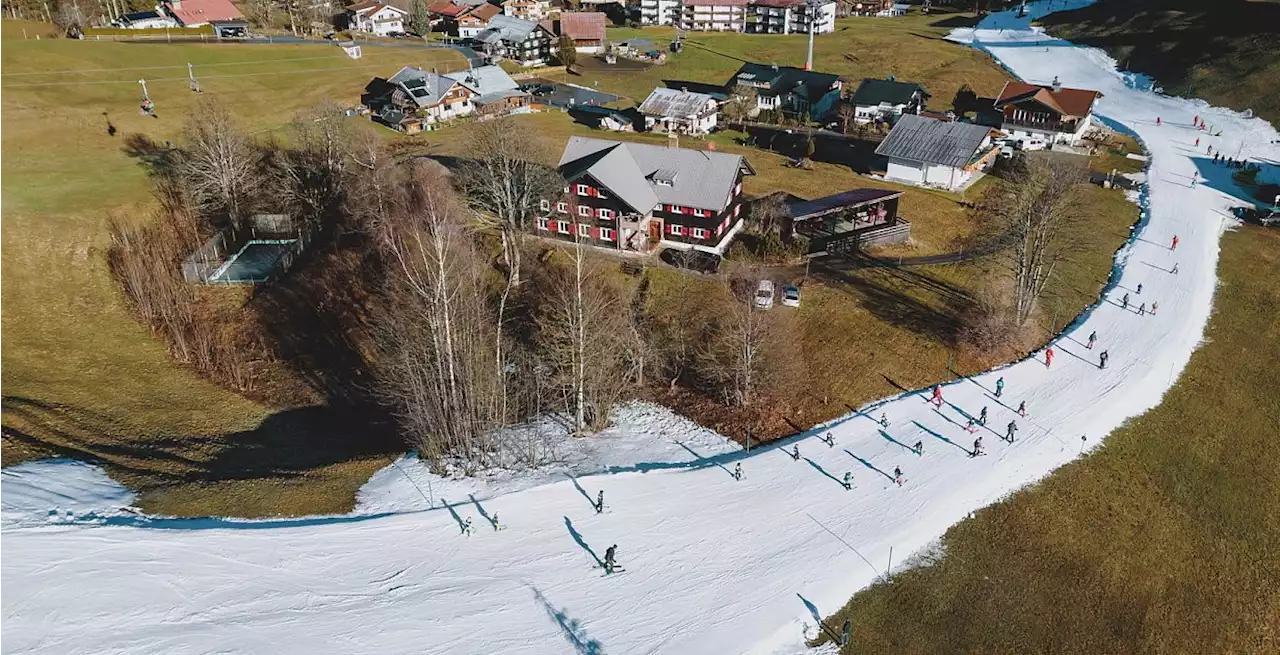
[754,280,775,310]
[782,284,801,308]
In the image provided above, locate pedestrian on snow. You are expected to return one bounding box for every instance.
[965,417,979,434]
[1156,116,1161,125]
[596,490,605,514]
[1087,330,1098,349]
[1018,400,1027,417]
[733,463,743,480]
[1151,301,1159,315]
[979,406,989,425]
[1099,350,1109,369]
[995,377,1005,398]
[792,444,801,461]
[1172,262,1180,275]
[913,441,923,455]
[931,385,943,408]
[1214,152,1220,163]
[1006,421,1018,443]
[604,544,618,573]
[893,466,904,487]
[1139,302,1146,316]
[1045,347,1054,368]
[1122,292,1130,310]
[463,517,473,537]
[879,413,889,428]
[1137,283,1143,295]
[1194,137,1199,147]
[842,472,852,490]
[1193,115,1198,125]
[971,437,984,458]
[1171,235,1180,250]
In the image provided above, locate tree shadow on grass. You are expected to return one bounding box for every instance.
[812,258,973,346]
[121,133,179,176]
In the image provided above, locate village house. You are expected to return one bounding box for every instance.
[344,0,409,35]
[474,14,555,66]
[502,0,551,21]
[554,12,607,53]
[444,65,531,116]
[839,0,898,16]
[637,88,720,135]
[456,2,501,38]
[362,66,477,132]
[546,136,755,254]
[158,0,247,35]
[726,63,843,122]
[849,77,929,125]
[639,0,680,26]
[993,78,1103,150]
[428,0,471,32]
[745,0,836,35]
[875,114,999,191]
[114,9,179,28]
[679,0,748,31]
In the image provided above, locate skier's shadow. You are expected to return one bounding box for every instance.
[1050,343,1097,367]
[563,516,603,568]
[565,474,597,511]
[878,429,916,454]
[797,594,843,643]
[676,441,737,480]
[843,449,895,482]
[802,457,847,489]
[1140,260,1177,274]
[469,494,498,530]
[934,406,1000,440]
[440,498,468,532]
[912,420,971,453]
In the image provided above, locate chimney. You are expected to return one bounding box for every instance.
[1051,76,1062,93]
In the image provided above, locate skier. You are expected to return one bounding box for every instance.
[1018,400,1027,417]
[1214,152,1220,164]
[1139,302,1146,316]
[995,377,1005,398]
[979,406,989,425]
[842,472,852,490]
[1171,235,1180,251]
[893,466,904,487]
[971,436,984,458]
[1193,115,1198,125]
[1190,172,1198,189]
[1087,330,1097,350]
[879,413,889,428]
[733,463,743,480]
[1156,116,1161,126]
[603,544,620,574]
[1194,137,1199,147]
[1122,292,1130,310]
[1099,350,1109,370]
[1006,421,1018,443]
[462,517,473,537]
[1172,262,1179,275]
[492,514,502,531]
[965,417,979,434]
[912,440,924,455]
[792,444,801,461]
[1136,283,1143,295]
[1045,347,1054,368]
[823,432,835,447]
[1151,301,1159,315]
[596,490,605,514]
[931,385,943,408]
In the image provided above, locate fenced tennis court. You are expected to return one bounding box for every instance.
[181,214,309,285]
[207,239,300,284]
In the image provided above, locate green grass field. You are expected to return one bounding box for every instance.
[820,225,1280,653]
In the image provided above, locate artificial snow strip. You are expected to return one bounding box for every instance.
[4,3,1279,653]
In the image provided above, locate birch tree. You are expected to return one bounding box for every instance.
[698,277,770,407]
[179,98,259,230]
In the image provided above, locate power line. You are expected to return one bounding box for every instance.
[0,58,455,88]
[0,47,459,78]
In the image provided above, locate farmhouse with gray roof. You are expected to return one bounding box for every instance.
[541,136,755,254]
[637,88,720,135]
[875,114,999,191]
[849,77,929,125]
[473,14,554,66]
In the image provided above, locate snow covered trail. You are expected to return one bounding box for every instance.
[5,4,1279,654]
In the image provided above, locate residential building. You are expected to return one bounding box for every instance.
[725,63,843,121]
[444,65,531,115]
[874,114,999,191]
[549,136,755,254]
[556,12,607,53]
[474,15,555,66]
[428,0,471,32]
[114,9,179,28]
[679,0,748,32]
[745,0,835,35]
[639,0,680,25]
[362,66,477,130]
[849,77,929,124]
[839,0,895,15]
[637,88,719,135]
[502,0,551,21]
[162,0,247,35]
[344,0,409,35]
[456,2,501,37]
[993,78,1103,149]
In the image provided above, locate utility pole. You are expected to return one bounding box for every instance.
[803,0,817,71]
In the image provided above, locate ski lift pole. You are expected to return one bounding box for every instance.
[138,78,150,102]
[188,62,201,92]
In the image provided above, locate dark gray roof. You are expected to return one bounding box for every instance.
[728,63,840,105]
[874,115,994,168]
[637,88,717,119]
[851,78,928,107]
[388,66,459,108]
[477,14,539,43]
[557,136,753,213]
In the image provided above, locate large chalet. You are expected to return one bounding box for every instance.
[993,78,1103,149]
[546,137,755,254]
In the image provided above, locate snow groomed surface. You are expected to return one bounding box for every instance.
[4,2,1279,653]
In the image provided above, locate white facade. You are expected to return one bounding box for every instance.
[502,0,549,21]
[1002,113,1093,150]
[351,5,409,35]
[422,96,474,123]
[640,0,680,25]
[679,2,747,31]
[747,0,834,34]
[855,100,908,124]
[885,158,973,190]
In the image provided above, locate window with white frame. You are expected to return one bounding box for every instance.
[537,217,549,230]
[600,227,615,241]
[579,223,591,237]
[596,208,613,220]
[540,199,550,212]
[576,184,590,196]
[596,189,609,199]
[557,201,568,213]
[668,224,684,236]
[691,227,706,239]
[578,205,591,217]
[693,208,706,217]
[563,185,570,193]
[557,221,570,234]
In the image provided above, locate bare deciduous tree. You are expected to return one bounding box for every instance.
[276,100,355,222]
[179,98,259,229]
[721,84,758,126]
[698,277,770,407]
[836,102,856,135]
[985,157,1089,326]
[343,123,404,234]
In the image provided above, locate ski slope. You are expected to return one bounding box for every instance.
[4,3,1279,653]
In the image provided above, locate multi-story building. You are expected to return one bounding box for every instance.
[993,78,1103,149]
[850,77,929,124]
[725,62,843,122]
[502,0,550,22]
[678,0,748,32]
[639,0,680,25]
[547,136,755,255]
[745,0,835,35]
[473,14,555,66]
[637,88,720,135]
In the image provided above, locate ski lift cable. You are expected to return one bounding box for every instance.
[0,60,425,88]
[0,47,442,78]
